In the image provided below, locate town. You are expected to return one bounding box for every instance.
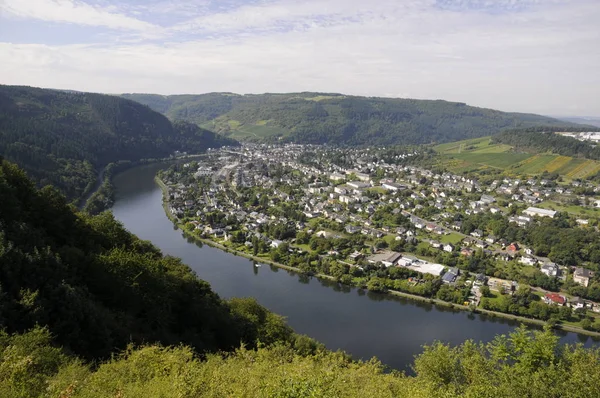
[159,143,600,333]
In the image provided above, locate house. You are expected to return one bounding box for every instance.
[480,194,496,204]
[461,247,474,257]
[507,242,520,253]
[570,297,586,310]
[470,229,483,238]
[541,263,559,277]
[349,251,363,261]
[442,268,459,284]
[519,256,537,266]
[443,243,454,252]
[345,225,361,234]
[544,293,567,306]
[270,239,284,248]
[523,207,557,218]
[573,267,593,287]
[485,235,497,244]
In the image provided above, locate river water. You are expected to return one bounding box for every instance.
[111,162,598,371]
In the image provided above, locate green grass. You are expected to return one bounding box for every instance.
[440,233,464,245]
[368,187,387,195]
[471,144,513,154]
[304,95,345,101]
[512,155,557,174]
[436,137,600,179]
[537,201,600,217]
[451,152,532,169]
[434,137,494,154]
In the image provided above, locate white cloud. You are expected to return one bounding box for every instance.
[0,0,599,115]
[1,0,157,31]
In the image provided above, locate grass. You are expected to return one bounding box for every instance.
[440,232,464,245]
[537,201,600,217]
[304,95,345,101]
[434,137,494,154]
[451,152,532,169]
[512,155,557,174]
[437,137,600,179]
[368,187,387,195]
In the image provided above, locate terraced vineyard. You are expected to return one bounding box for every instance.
[435,136,600,179]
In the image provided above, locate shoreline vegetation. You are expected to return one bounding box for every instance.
[154,175,600,339]
[81,153,209,214]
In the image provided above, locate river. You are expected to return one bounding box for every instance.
[111,162,598,371]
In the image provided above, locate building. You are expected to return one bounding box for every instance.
[398,255,418,267]
[442,267,459,284]
[541,263,559,277]
[381,182,406,192]
[544,293,567,306]
[573,267,593,287]
[523,207,557,218]
[368,251,402,267]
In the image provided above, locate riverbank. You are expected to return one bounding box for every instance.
[81,154,209,213]
[154,176,600,339]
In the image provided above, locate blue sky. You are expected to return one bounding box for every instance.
[1,0,598,116]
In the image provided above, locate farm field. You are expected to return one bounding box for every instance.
[435,136,600,179]
[201,118,283,140]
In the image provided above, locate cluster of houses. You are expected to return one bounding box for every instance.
[163,143,599,313]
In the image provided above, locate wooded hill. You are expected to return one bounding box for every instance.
[122,92,583,145]
[2,159,600,397]
[0,85,236,203]
[493,127,600,160]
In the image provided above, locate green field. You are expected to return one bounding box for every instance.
[452,152,532,169]
[440,232,465,245]
[536,201,600,217]
[435,136,600,179]
[202,118,284,140]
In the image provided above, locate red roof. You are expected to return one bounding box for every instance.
[545,293,566,305]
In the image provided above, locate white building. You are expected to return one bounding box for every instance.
[523,207,557,218]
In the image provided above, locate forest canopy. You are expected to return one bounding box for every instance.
[0,85,236,203]
[122,92,584,146]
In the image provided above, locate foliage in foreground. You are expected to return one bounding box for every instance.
[0,159,305,361]
[1,326,600,398]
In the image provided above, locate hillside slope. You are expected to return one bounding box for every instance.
[0,159,301,362]
[0,85,236,202]
[122,92,581,145]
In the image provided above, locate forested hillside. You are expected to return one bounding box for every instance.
[122,92,581,145]
[0,159,306,362]
[0,85,236,203]
[2,158,600,397]
[493,127,600,160]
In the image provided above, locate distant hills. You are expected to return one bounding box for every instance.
[0,85,236,202]
[556,116,600,128]
[122,92,584,146]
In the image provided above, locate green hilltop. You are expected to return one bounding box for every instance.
[122,92,583,145]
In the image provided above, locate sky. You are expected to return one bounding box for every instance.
[1,0,599,116]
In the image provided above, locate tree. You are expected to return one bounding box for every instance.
[480,285,491,298]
